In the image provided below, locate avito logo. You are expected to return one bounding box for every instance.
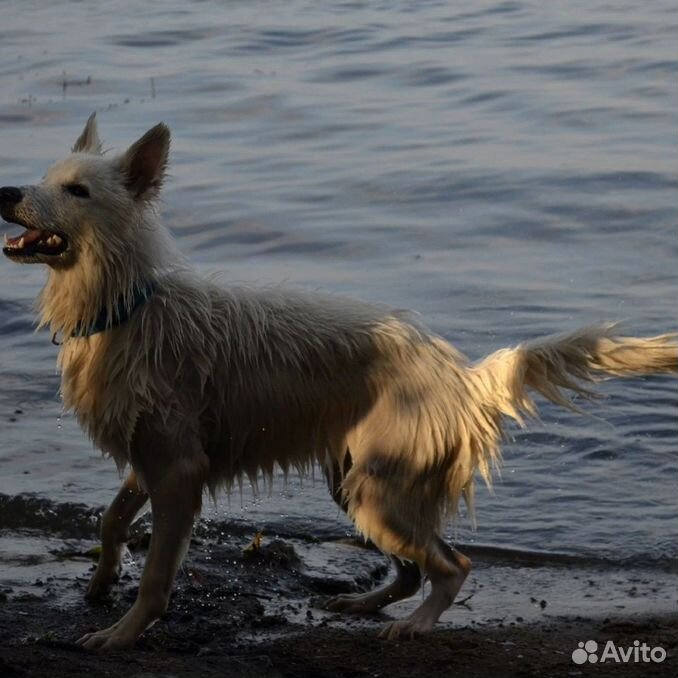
[572,640,666,665]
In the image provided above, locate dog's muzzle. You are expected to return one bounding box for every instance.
[1,186,68,260]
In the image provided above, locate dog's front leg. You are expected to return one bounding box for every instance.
[77,452,206,651]
[86,470,148,599]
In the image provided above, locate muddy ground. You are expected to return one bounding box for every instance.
[0,499,676,677]
[1,599,676,678]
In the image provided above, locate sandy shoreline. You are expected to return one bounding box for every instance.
[1,511,676,677]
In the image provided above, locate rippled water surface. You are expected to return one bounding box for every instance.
[0,0,675,567]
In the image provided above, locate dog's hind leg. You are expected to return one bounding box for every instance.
[326,555,421,613]
[379,536,471,640]
[86,470,148,599]
[341,464,470,637]
[324,454,422,614]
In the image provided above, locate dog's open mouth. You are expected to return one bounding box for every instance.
[3,225,68,258]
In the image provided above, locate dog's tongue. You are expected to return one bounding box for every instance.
[6,229,44,246]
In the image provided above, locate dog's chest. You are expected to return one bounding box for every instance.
[57,335,140,451]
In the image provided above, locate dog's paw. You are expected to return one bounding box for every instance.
[77,626,134,651]
[325,593,378,614]
[85,570,119,600]
[85,566,120,600]
[378,618,433,641]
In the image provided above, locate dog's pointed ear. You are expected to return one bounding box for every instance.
[119,123,170,199]
[72,112,102,154]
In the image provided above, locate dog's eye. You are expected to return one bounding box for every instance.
[64,183,90,198]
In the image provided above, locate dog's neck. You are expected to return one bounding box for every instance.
[37,209,183,339]
[38,251,158,339]
[73,279,157,337]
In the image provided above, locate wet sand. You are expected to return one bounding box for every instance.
[1,506,675,677]
[2,600,676,678]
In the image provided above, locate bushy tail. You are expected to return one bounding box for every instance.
[471,324,677,423]
[457,324,677,518]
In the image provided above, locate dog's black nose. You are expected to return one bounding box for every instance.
[0,186,23,205]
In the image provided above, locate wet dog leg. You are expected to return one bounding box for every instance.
[86,470,148,599]
[379,536,471,640]
[326,555,421,613]
[78,451,206,650]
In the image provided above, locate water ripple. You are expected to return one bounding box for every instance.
[0,0,674,567]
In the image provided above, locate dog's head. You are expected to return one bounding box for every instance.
[1,114,170,268]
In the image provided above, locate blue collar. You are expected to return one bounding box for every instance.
[72,280,157,337]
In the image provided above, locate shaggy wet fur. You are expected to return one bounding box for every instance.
[1,115,676,649]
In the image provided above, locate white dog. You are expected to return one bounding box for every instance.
[1,115,675,650]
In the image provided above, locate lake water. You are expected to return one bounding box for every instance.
[0,0,675,574]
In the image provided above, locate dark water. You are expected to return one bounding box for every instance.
[0,0,676,572]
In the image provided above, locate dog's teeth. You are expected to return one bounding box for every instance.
[47,235,55,245]
[3,234,7,245]
[18,237,25,248]
[53,235,63,245]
